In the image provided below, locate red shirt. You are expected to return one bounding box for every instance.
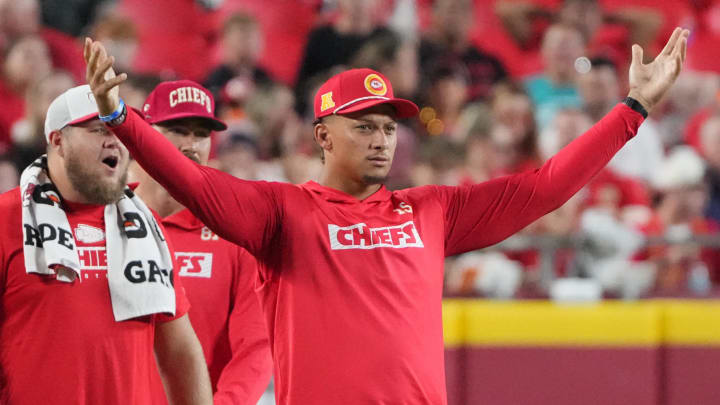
[0,188,189,405]
[111,104,643,404]
[158,208,271,404]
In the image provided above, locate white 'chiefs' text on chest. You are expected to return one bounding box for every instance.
[328,221,424,250]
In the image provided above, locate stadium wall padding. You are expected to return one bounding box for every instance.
[442,299,720,405]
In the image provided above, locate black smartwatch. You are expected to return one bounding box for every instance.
[621,97,648,119]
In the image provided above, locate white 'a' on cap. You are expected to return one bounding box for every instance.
[44,84,100,140]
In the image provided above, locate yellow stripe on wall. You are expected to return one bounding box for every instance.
[663,301,720,346]
[442,300,720,347]
[442,300,465,348]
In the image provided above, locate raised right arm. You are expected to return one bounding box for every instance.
[84,39,281,257]
[112,109,282,256]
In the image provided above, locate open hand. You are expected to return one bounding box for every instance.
[83,37,127,116]
[627,27,689,113]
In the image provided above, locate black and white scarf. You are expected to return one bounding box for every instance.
[20,156,176,321]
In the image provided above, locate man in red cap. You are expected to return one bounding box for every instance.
[130,79,273,404]
[84,28,688,405]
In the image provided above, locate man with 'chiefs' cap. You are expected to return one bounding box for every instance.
[130,79,273,405]
[84,28,689,404]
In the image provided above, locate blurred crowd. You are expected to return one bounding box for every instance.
[2,0,720,300]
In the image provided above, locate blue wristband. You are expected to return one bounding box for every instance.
[99,99,126,122]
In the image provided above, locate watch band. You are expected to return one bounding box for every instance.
[621,97,648,119]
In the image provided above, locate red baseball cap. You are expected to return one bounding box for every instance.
[142,80,227,131]
[314,68,418,120]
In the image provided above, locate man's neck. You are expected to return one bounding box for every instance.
[318,169,382,200]
[131,163,185,218]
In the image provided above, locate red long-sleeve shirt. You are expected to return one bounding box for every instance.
[158,209,272,405]
[111,104,643,405]
[0,190,189,405]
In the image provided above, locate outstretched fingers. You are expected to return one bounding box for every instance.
[83,38,91,62]
[95,74,127,96]
[86,42,101,80]
[631,44,644,67]
[660,27,682,56]
[671,29,689,63]
[92,54,113,85]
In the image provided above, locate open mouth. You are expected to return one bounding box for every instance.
[102,156,119,169]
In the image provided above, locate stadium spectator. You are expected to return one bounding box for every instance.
[683,88,720,155]
[420,62,487,143]
[0,155,18,193]
[89,12,139,73]
[487,83,541,177]
[636,146,720,293]
[700,116,720,224]
[205,13,273,111]
[38,0,105,37]
[410,137,464,187]
[0,35,53,152]
[120,72,164,110]
[657,70,719,147]
[0,0,84,81]
[459,132,492,186]
[351,30,419,101]
[681,0,720,73]
[11,70,75,170]
[295,0,390,115]
[534,108,652,276]
[419,0,507,102]
[244,84,298,158]
[578,57,664,183]
[216,129,262,181]
[525,23,585,130]
[496,0,662,73]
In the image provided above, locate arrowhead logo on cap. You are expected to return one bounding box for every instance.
[364,74,387,96]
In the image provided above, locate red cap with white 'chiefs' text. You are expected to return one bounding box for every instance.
[143,80,227,131]
[314,69,419,120]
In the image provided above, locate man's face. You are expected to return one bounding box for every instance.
[542,26,585,77]
[153,117,212,165]
[224,24,262,66]
[61,119,130,204]
[701,118,720,169]
[578,66,619,110]
[320,104,398,185]
[434,0,473,42]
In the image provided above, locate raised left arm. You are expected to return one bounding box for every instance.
[439,28,689,256]
[155,314,213,405]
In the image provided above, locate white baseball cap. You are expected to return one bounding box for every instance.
[44,84,100,140]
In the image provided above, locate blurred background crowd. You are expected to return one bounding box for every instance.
[2,0,720,300]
